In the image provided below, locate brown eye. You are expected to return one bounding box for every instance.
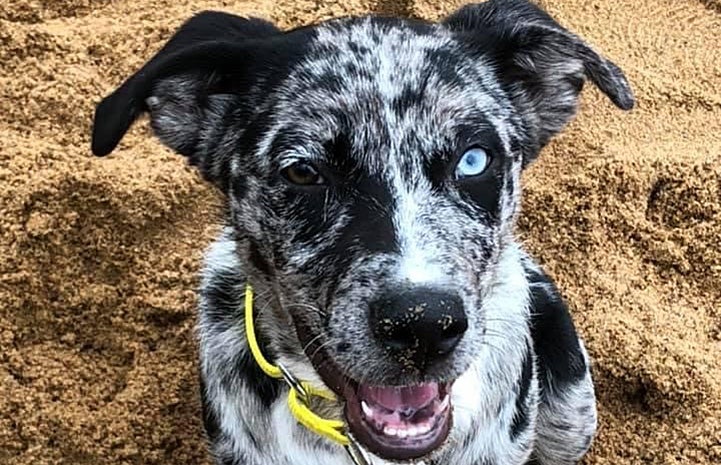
[281,162,325,186]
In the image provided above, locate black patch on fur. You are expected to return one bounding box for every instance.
[336,342,351,353]
[456,165,503,217]
[310,70,347,94]
[452,124,509,218]
[527,267,587,395]
[347,40,371,56]
[202,273,243,325]
[340,174,398,253]
[424,125,506,219]
[199,375,220,442]
[282,131,399,278]
[323,131,357,181]
[230,175,247,199]
[510,341,533,440]
[301,170,397,294]
[248,239,274,277]
[391,84,423,118]
[230,346,282,409]
[423,47,467,87]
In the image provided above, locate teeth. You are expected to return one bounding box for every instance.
[361,401,373,419]
[417,423,431,435]
[361,395,449,439]
[380,423,433,438]
[439,394,450,412]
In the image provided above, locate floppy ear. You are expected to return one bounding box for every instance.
[91,11,281,187]
[443,0,634,155]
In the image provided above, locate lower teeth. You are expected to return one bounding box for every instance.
[381,421,432,438]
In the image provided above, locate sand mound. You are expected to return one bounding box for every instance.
[1,1,719,464]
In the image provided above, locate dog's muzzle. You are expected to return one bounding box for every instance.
[248,284,468,462]
[293,285,467,461]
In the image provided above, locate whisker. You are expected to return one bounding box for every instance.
[308,340,335,363]
[323,189,330,224]
[284,302,327,317]
[481,341,505,353]
[301,333,325,354]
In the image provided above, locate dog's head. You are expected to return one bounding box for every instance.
[92,0,632,460]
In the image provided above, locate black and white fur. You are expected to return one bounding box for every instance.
[91,1,634,464]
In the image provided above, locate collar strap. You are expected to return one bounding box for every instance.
[244,284,349,445]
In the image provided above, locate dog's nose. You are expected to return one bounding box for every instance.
[369,286,467,368]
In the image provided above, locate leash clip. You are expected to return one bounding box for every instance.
[278,363,310,404]
[344,438,371,465]
[280,365,370,465]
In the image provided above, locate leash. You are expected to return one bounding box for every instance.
[244,284,371,465]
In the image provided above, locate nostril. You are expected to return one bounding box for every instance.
[386,332,417,352]
[436,332,463,355]
[377,320,418,351]
[437,315,468,355]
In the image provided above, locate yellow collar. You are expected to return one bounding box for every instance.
[244,284,370,464]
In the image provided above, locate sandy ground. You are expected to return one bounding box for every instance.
[1,0,720,464]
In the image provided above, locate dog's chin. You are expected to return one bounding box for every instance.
[341,379,453,461]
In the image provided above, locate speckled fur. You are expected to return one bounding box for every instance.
[91,1,633,464]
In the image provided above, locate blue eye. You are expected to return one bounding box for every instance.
[455,148,490,179]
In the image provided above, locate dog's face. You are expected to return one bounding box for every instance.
[92,0,632,460]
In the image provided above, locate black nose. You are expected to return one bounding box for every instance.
[369,286,468,368]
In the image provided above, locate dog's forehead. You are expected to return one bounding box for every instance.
[256,17,515,174]
[308,18,459,89]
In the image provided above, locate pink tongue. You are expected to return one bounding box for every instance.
[359,383,439,411]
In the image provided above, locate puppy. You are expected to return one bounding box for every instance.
[91,1,634,464]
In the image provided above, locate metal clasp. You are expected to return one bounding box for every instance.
[278,363,310,404]
[344,437,371,465]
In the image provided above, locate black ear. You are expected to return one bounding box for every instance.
[444,0,634,152]
[91,11,281,178]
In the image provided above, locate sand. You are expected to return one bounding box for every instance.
[0,0,719,464]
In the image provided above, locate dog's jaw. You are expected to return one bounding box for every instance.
[288,310,455,460]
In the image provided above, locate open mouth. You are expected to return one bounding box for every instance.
[292,319,454,460]
[342,380,453,461]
